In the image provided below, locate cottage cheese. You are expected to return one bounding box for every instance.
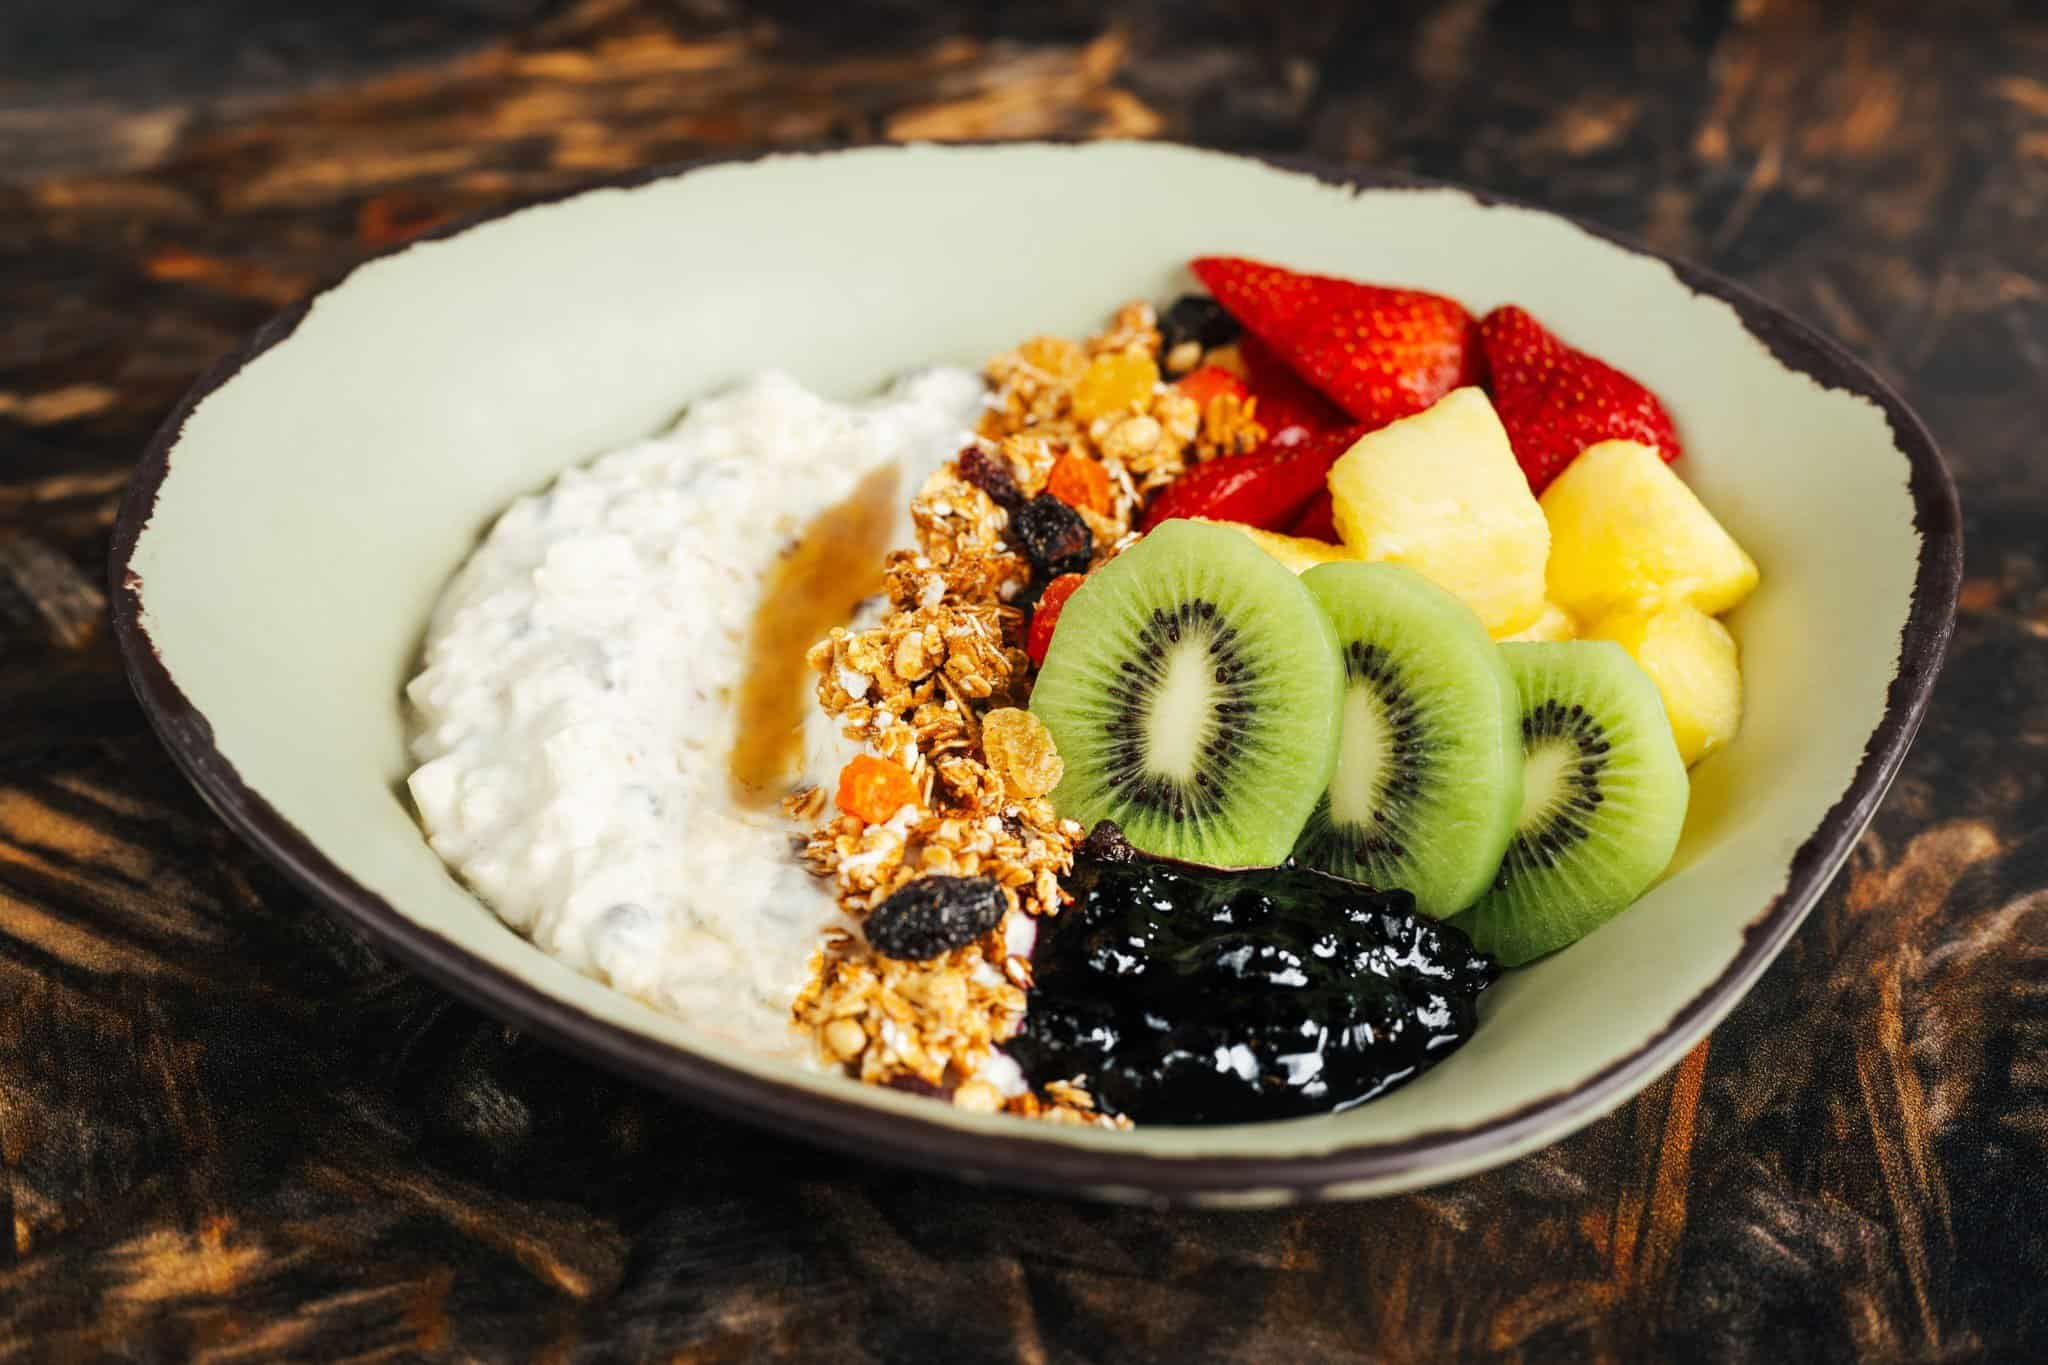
[406,369,985,1060]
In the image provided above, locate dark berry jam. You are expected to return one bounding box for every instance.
[1008,824,1496,1124]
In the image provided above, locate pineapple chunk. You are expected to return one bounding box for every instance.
[1499,600,1577,643]
[1327,387,1550,635]
[1589,603,1742,766]
[1193,519,1353,574]
[1540,440,1759,622]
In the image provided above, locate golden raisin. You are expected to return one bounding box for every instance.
[982,708,1064,799]
[1016,335,1087,383]
[1071,351,1160,423]
[836,754,920,823]
[1045,453,1114,516]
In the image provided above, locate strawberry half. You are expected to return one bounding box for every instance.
[1478,304,1681,492]
[1236,333,1350,446]
[1027,573,1087,667]
[1192,256,1480,431]
[1286,491,1339,543]
[1139,424,1362,534]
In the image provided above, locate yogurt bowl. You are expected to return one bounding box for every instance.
[111,141,1958,1203]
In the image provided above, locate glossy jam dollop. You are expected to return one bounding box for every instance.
[1008,825,1496,1124]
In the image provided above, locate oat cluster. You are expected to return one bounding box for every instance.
[785,301,1232,1130]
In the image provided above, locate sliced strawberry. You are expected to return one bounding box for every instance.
[1236,333,1349,444]
[1174,364,1249,408]
[1479,304,1681,491]
[1139,456,1269,533]
[1139,424,1362,534]
[1287,491,1338,543]
[1192,256,1480,431]
[1027,573,1087,666]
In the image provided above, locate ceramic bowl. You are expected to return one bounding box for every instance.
[111,142,1959,1204]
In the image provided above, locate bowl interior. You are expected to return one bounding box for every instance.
[121,143,1933,1197]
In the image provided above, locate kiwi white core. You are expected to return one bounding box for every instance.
[1142,639,1222,781]
[1516,739,1577,831]
[1327,683,1394,827]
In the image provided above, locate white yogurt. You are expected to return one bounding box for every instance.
[406,369,984,1059]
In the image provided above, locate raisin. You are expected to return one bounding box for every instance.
[1011,494,1093,578]
[957,447,1025,512]
[864,876,1007,961]
[1160,294,1241,355]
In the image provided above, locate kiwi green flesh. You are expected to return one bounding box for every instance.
[1290,563,1522,919]
[1449,641,1690,967]
[1028,520,1343,867]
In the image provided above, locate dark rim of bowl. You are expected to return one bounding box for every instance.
[107,142,1962,1203]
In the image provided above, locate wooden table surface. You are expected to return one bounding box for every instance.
[3,1,2044,1358]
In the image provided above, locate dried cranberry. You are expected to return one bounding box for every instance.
[957,447,1025,512]
[864,876,1007,961]
[1011,494,1093,578]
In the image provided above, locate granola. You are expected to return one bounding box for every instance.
[978,303,1209,515]
[1194,391,1268,462]
[781,298,1242,1128]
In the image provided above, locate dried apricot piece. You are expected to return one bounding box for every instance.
[1071,351,1160,422]
[1045,453,1114,516]
[836,754,920,823]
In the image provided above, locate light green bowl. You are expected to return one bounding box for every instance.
[110,142,1959,1204]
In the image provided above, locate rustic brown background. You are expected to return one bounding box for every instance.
[3,0,2044,1359]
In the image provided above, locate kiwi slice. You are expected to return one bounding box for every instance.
[1029,520,1343,866]
[1451,641,1690,966]
[1290,562,1523,918]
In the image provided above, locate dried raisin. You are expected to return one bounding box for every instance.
[1160,294,1240,355]
[1010,494,1093,578]
[864,876,1007,961]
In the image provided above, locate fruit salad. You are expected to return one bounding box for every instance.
[790,260,1758,1127]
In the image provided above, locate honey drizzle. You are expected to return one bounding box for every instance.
[728,462,901,806]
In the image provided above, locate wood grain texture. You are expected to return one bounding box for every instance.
[3,0,2044,1358]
